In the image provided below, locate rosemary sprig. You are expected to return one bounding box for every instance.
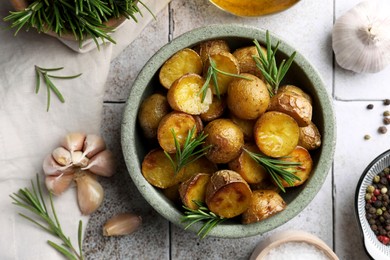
[10,175,84,260]
[181,200,226,239]
[253,31,297,97]
[198,56,252,102]
[164,126,211,175]
[35,65,82,111]
[243,148,301,192]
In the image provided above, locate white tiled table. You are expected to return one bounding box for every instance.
[86,0,390,259]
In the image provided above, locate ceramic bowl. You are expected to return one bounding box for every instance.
[355,149,390,259]
[121,24,336,238]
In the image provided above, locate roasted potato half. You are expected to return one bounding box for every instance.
[179,173,211,210]
[230,114,256,141]
[242,190,286,224]
[268,91,312,127]
[298,121,322,150]
[198,39,230,64]
[138,93,170,139]
[278,84,312,104]
[159,48,203,89]
[167,73,212,115]
[157,112,197,153]
[232,45,266,80]
[203,119,244,164]
[254,111,299,157]
[200,95,226,122]
[206,170,252,218]
[227,73,270,120]
[177,156,217,183]
[280,146,313,187]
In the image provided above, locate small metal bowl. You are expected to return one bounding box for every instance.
[355,149,390,260]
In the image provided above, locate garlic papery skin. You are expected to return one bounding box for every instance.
[45,174,74,196]
[74,172,104,215]
[82,150,115,177]
[332,0,390,73]
[82,134,106,159]
[103,213,142,237]
[61,132,86,153]
[52,147,72,166]
[71,151,89,167]
[43,154,74,176]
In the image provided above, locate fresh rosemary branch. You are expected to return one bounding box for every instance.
[181,200,226,239]
[199,56,252,102]
[10,175,84,260]
[253,31,296,97]
[164,126,211,175]
[35,66,82,111]
[243,148,301,192]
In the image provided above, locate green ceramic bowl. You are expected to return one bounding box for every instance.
[121,24,336,238]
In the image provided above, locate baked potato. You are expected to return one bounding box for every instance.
[232,45,266,80]
[298,121,322,150]
[200,95,226,122]
[278,84,312,104]
[179,173,211,210]
[177,156,217,183]
[280,146,313,187]
[198,39,230,64]
[230,114,256,141]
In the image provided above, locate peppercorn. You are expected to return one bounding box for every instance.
[384,99,390,106]
[367,185,375,193]
[384,118,390,125]
[367,104,374,109]
[377,209,383,215]
[374,189,381,196]
[378,126,388,134]
[374,200,383,208]
[364,134,371,140]
[374,176,381,183]
[365,193,372,200]
[369,207,377,214]
[382,187,388,194]
[384,111,390,117]
[372,224,378,231]
[385,168,390,174]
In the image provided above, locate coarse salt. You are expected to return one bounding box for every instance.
[264,241,331,260]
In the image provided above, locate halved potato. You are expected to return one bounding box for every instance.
[138,93,170,139]
[205,51,240,95]
[242,190,286,224]
[157,112,197,153]
[227,73,270,120]
[167,73,212,115]
[177,156,217,183]
[159,48,203,89]
[254,111,299,157]
[198,40,230,64]
[179,173,211,209]
[280,146,313,187]
[268,91,312,127]
[232,45,266,80]
[250,179,280,193]
[205,170,252,218]
[200,95,226,122]
[298,121,322,150]
[278,84,312,104]
[230,113,256,141]
[228,143,268,184]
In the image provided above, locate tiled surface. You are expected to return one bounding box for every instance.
[85,0,390,259]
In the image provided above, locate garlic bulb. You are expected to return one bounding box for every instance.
[332,0,390,73]
[74,172,104,215]
[103,213,142,236]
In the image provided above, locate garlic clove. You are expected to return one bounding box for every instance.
[81,150,115,177]
[52,147,72,166]
[71,151,89,168]
[74,171,104,215]
[43,154,74,176]
[45,174,74,196]
[61,133,86,153]
[82,134,106,159]
[103,213,142,237]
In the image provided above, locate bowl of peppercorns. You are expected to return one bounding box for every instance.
[356,149,390,259]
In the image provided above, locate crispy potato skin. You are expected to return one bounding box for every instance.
[228,143,268,184]
[227,73,270,120]
[268,91,312,127]
[179,173,211,209]
[230,114,256,141]
[206,170,252,218]
[242,190,286,224]
[203,119,244,164]
[254,111,299,157]
[138,93,170,139]
[280,146,313,187]
[232,46,265,80]
[198,40,230,64]
[278,85,312,104]
[159,48,203,89]
[157,112,197,153]
[298,121,322,150]
[200,96,226,122]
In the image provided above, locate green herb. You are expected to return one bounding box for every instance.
[253,31,296,97]
[10,175,84,260]
[181,200,226,239]
[198,56,252,102]
[243,148,301,192]
[164,126,211,175]
[35,66,82,111]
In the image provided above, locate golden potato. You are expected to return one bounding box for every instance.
[230,114,256,141]
[198,39,230,64]
[138,93,170,139]
[242,190,286,224]
[250,179,280,193]
[228,143,268,184]
[200,95,226,122]
[232,45,266,80]
[227,73,270,120]
[167,73,212,115]
[206,170,252,218]
[203,119,244,164]
[280,146,313,187]
[278,84,312,104]
[298,121,322,150]
[205,51,240,95]
[176,156,217,183]
[179,173,211,210]
[157,112,197,153]
[254,111,299,157]
[268,91,312,127]
[159,48,203,89]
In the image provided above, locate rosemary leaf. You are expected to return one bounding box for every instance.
[48,241,78,260]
